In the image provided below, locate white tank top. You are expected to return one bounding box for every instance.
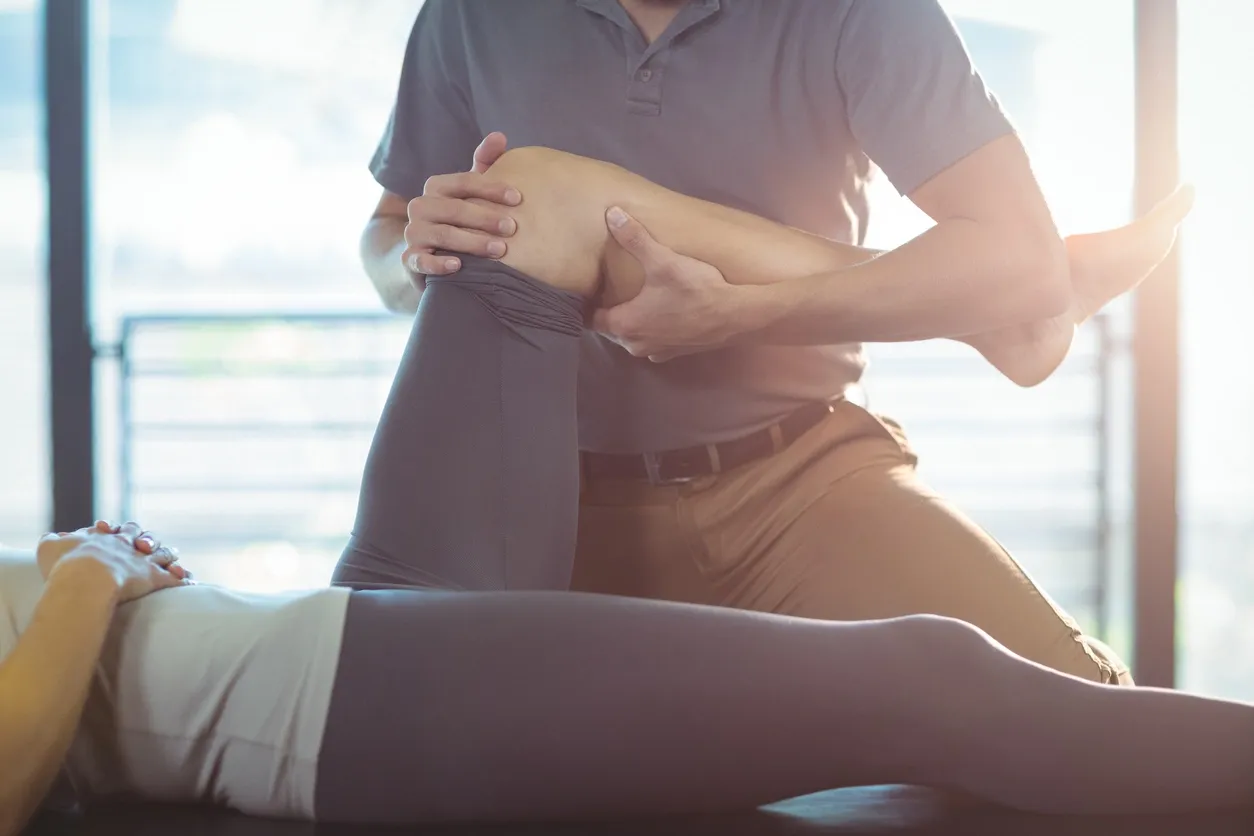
[0,549,350,819]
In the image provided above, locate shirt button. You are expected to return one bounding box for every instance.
[639,69,652,82]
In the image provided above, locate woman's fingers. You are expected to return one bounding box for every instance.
[77,519,193,585]
[115,521,144,545]
[111,521,162,554]
[152,563,191,589]
[147,543,192,581]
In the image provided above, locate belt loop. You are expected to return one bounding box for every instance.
[705,443,722,474]
[768,423,785,453]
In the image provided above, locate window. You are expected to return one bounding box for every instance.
[862,0,1137,655]
[0,0,49,550]
[91,0,423,589]
[1178,2,1254,700]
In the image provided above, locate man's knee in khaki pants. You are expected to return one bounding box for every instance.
[578,400,1133,686]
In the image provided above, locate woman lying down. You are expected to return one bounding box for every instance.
[2,148,1236,833]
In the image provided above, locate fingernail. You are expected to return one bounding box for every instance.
[407,254,421,273]
[607,206,628,228]
[487,240,507,257]
[444,258,460,272]
[498,218,516,235]
[505,188,522,205]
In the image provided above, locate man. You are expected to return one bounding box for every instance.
[361,0,1132,683]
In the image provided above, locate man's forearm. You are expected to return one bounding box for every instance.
[361,216,424,315]
[483,147,1070,343]
[0,559,117,836]
[732,217,1071,346]
[626,182,1075,344]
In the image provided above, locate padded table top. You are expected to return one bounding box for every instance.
[26,786,1252,836]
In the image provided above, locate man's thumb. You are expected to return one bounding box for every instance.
[590,306,618,335]
[605,206,659,265]
[471,132,508,173]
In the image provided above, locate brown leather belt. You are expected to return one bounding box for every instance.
[581,401,836,486]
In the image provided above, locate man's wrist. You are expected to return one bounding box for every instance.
[722,281,798,344]
[387,267,424,314]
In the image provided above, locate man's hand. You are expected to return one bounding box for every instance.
[400,132,523,278]
[37,521,192,604]
[593,207,757,362]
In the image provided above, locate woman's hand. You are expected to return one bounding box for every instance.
[36,521,193,604]
[0,522,190,836]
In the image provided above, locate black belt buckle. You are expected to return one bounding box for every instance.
[642,451,697,486]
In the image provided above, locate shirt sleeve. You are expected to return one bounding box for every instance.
[369,0,482,199]
[835,0,1016,196]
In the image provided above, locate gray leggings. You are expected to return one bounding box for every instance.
[317,259,1254,824]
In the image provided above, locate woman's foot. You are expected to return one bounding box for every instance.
[1067,184,1195,323]
[963,185,1196,387]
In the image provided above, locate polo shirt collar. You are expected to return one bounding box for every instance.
[575,0,722,58]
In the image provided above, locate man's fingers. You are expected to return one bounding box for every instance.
[605,207,665,269]
[591,305,633,338]
[422,172,520,206]
[409,195,517,237]
[404,223,508,263]
[592,309,651,357]
[405,250,462,277]
[471,131,509,175]
[590,307,613,334]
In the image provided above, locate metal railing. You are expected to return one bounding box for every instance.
[115,312,1119,629]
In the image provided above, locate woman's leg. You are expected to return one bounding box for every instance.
[332,259,585,591]
[482,147,1192,386]
[316,589,1254,823]
[333,148,1186,590]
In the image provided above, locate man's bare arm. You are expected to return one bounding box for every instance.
[747,135,1070,344]
[484,141,1066,339]
[483,145,1190,386]
[361,191,424,315]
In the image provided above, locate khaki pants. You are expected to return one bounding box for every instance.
[572,399,1132,685]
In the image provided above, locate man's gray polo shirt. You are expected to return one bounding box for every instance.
[370,0,1013,453]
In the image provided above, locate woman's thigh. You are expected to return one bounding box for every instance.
[313,588,959,824]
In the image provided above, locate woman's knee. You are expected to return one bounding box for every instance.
[481,147,615,297]
[877,614,1008,684]
[843,615,1010,775]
